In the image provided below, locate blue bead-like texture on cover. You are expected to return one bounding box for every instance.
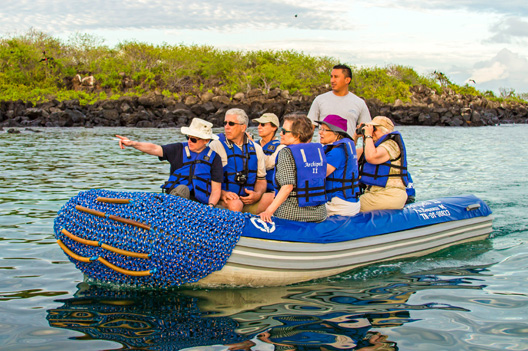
[54,189,246,288]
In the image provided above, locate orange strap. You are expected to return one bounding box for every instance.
[97,257,152,277]
[57,239,153,276]
[61,229,150,259]
[96,197,131,204]
[75,205,151,230]
[61,228,98,246]
[57,239,91,263]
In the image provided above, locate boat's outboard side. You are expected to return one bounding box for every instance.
[195,195,493,287]
[54,191,493,288]
[241,194,492,243]
[54,189,246,288]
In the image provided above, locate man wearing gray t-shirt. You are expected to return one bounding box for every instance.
[308,64,371,134]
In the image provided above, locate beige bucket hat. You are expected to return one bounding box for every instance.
[181,118,219,140]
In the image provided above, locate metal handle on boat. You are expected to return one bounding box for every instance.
[466,203,481,211]
[75,205,151,231]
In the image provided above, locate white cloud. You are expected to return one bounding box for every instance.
[365,0,528,16]
[470,62,509,83]
[487,16,528,43]
[467,48,528,92]
[0,0,347,33]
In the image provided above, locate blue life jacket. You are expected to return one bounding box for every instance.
[359,131,409,188]
[258,138,281,192]
[280,143,327,207]
[324,138,360,202]
[218,133,258,195]
[161,143,216,204]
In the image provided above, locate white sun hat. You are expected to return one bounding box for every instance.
[180,118,219,140]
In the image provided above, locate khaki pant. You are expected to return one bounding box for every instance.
[360,187,407,212]
[326,196,361,217]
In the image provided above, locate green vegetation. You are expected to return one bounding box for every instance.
[1,29,526,105]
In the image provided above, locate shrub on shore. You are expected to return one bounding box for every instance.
[1,29,526,105]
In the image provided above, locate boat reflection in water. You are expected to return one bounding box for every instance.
[47,268,486,350]
[46,283,247,350]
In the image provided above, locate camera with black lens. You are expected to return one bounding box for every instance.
[355,123,376,135]
[235,171,248,185]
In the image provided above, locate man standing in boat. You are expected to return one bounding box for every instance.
[208,108,273,213]
[115,118,223,207]
[308,64,371,134]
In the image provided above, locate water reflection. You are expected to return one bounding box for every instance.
[47,284,246,350]
[46,269,488,350]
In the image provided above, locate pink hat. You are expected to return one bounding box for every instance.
[315,114,351,138]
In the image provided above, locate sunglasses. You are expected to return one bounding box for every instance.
[186,135,201,143]
[280,128,292,134]
[258,122,269,127]
[223,121,244,126]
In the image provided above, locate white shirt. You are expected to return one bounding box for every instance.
[308,91,372,134]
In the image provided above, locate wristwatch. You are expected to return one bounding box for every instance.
[364,135,373,139]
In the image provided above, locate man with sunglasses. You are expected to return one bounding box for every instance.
[251,113,285,193]
[115,118,223,207]
[208,108,271,213]
[308,64,371,134]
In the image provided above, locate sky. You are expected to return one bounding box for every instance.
[1,0,528,95]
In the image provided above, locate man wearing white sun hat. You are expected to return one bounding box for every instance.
[116,118,223,207]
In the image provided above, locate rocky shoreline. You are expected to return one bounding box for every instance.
[1,85,527,131]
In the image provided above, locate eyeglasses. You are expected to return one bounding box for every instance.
[319,128,334,134]
[186,135,201,143]
[223,121,244,127]
[280,128,292,134]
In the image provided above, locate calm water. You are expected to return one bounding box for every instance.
[1,125,527,351]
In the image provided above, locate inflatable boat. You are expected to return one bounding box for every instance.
[53,189,493,288]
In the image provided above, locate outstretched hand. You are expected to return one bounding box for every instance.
[115,135,133,149]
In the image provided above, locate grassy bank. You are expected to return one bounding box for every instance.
[1,29,526,105]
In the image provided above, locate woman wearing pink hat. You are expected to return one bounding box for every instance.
[353,116,411,212]
[316,114,362,217]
